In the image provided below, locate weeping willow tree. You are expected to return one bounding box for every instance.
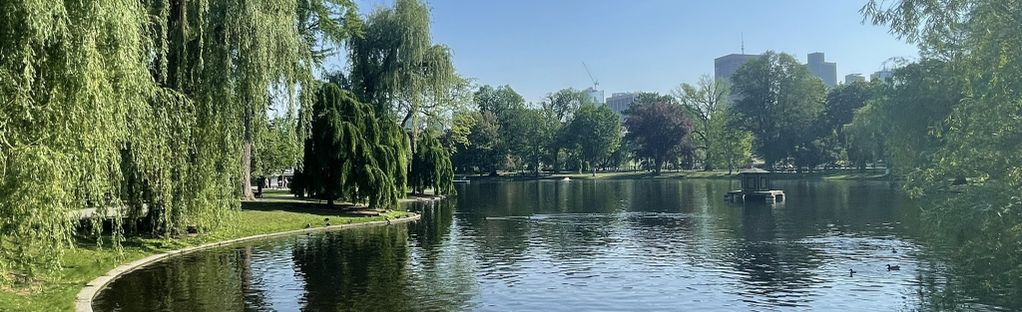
[294,83,406,208]
[0,0,155,282]
[410,129,455,196]
[347,0,463,146]
[129,0,362,232]
[0,0,359,283]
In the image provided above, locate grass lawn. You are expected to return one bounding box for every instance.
[0,190,417,312]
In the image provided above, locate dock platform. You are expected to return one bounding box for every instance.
[725,190,785,203]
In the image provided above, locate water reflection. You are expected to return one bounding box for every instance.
[94,179,1013,311]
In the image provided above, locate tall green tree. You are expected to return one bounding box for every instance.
[411,129,455,195]
[704,107,754,174]
[0,0,361,281]
[453,111,504,174]
[624,98,695,175]
[347,0,462,148]
[564,104,622,175]
[730,51,827,168]
[508,107,559,175]
[542,88,595,172]
[852,61,960,174]
[345,0,464,199]
[843,104,887,171]
[864,0,1022,307]
[675,76,730,169]
[294,84,404,208]
[471,85,527,173]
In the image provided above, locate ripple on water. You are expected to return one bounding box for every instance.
[91,181,1014,311]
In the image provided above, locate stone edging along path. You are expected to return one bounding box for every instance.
[74,213,422,312]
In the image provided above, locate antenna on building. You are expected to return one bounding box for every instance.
[741,33,745,54]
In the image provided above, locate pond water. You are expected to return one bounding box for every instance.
[93,179,1009,311]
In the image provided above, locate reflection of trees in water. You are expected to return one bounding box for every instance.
[409,200,455,249]
[92,249,249,311]
[912,239,1022,311]
[291,227,413,311]
[723,204,823,303]
[909,185,1022,311]
[240,246,272,310]
[460,212,531,286]
[406,199,477,310]
[532,213,620,261]
[626,180,689,212]
[772,180,912,238]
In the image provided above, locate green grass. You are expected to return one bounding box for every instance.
[0,191,415,312]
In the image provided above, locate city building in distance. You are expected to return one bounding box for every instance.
[872,69,894,82]
[714,53,761,82]
[606,92,637,118]
[585,86,605,104]
[807,52,837,87]
[845,73,866,84]
[714,51,840,87]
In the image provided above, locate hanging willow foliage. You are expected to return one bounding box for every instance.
[0,0,359,283]
[1,0,155,282]
[411,129,455,196]
[347,0,460,201]
[293,83,408,208]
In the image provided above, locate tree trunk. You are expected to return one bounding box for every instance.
[552,150,560,174]
[241,107,255,200]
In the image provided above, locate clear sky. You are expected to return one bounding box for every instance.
[349,0,919,103]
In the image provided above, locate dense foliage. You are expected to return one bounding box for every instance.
[860,0,1022,307]
[347,0,463,148]
[411,129,455,195]
[623,98,694,175]
[294,84,406,208]
[730,51,827,168]
[255,118,302,179]
[0,0,360,282]
[563,104,623,174]
[675,76,753,172]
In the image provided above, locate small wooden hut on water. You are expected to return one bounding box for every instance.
[725,168,785,203]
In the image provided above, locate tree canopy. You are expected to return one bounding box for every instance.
[411,129,455,195]
[0,0,362,282]
[294,84,407,208]
[563,104,623,174]
[624,97,694,175]
[861,0,1022,306]
[730,51,827,168]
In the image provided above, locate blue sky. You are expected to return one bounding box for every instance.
[347,0,919,103]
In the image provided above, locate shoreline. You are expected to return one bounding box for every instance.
[457,170,892,182]
[74,212,424,312]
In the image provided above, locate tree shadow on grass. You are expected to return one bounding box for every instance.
[241,199,380,218]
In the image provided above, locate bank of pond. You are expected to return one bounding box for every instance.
[88,179,1013,311]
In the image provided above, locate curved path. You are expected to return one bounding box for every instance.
[75,213,421,312]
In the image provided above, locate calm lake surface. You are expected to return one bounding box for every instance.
[93,179,1008,311]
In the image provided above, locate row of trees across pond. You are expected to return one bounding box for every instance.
[443,55,884,177]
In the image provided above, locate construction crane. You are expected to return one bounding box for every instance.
[582,61,599,89]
